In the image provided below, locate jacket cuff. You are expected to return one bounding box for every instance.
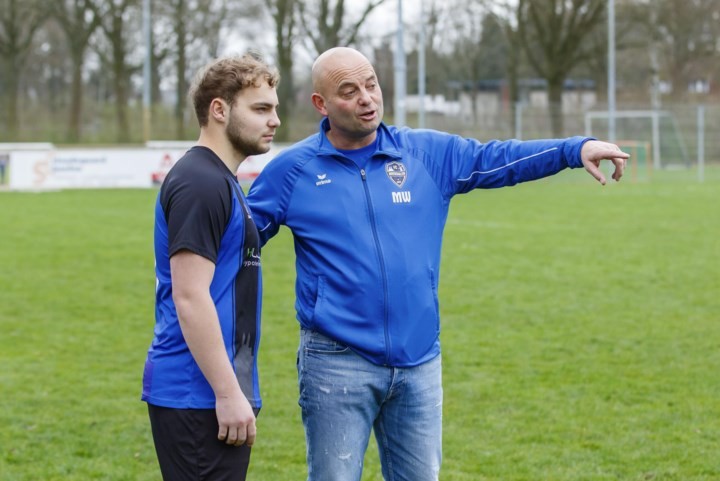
[565,136,596,169]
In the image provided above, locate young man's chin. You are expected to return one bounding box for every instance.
[249,144,271,156]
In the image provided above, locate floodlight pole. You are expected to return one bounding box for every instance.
[607,0,616,142]
[394,0,407,127]
[143,0,152,143]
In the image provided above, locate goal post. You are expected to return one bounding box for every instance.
[584,110,663,169]
[615,140,652,182]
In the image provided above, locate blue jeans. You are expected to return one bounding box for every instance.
[297,329,443,481]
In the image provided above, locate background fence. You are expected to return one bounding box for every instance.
[420,102,720,182]
[2,100,718,186]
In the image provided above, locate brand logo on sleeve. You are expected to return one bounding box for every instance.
[385,161,407,188]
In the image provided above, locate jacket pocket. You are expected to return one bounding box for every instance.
[298,275,326,328]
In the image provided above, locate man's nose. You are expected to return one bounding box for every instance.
[358,88,372,105]
[269,111,281,127]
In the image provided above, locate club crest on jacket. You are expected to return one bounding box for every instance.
[385,161,407,188]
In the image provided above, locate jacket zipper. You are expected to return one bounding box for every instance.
[360,168,391,365]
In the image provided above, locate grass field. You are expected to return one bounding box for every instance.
[1,173,719,480]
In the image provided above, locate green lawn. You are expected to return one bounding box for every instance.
[1,174,718,480]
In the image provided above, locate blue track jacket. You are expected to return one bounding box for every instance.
[247,119,590,367]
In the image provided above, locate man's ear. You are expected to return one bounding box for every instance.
[311,93,327,116]
[209,98,228,123]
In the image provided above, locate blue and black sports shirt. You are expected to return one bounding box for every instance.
[142,146,263,409]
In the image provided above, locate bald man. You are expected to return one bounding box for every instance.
[247,47,628,481]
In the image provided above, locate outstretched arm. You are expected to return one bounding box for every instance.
[580,140,629,185]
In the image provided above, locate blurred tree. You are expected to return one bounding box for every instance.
[154,0,256,139]
[4,0,720,144]
[444,0,492,124]
[265,0,388,140]
[517,0,606,136]
[404,0,450,97]
[50,0,101,143]
[90,0,140,143]
[433,0,514,129]
[652,0,720,100]
[266,0,297,142]
[575,0,642,104]
[0,0,46,138]
[420,0,447,97]
[150,17,171,114]
[163,0,192,139]
[298,0,387,56]
[494,0,525,136]
[24,21,70,117]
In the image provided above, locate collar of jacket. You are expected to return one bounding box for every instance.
[316,117,403,162]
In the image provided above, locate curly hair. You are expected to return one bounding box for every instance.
[189,52,280,127]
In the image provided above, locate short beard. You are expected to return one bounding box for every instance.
[226,112,269,157]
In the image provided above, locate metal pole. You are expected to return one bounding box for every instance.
[393,0,406,127]
[698,105,705,182]
[649,4,661,111]
[652,111,661,169]
[418,0,426,128]
[607,0,616,142]
[515,101,523,139]
[143,0,152,142]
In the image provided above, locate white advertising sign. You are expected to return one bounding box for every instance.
[7,144,284,190]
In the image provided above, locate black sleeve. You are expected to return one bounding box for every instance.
[160,169,233,264]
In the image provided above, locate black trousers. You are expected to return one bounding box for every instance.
[147,404,258,481]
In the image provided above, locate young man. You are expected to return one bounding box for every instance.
[141,53,280,481]
[246,47,628,481]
